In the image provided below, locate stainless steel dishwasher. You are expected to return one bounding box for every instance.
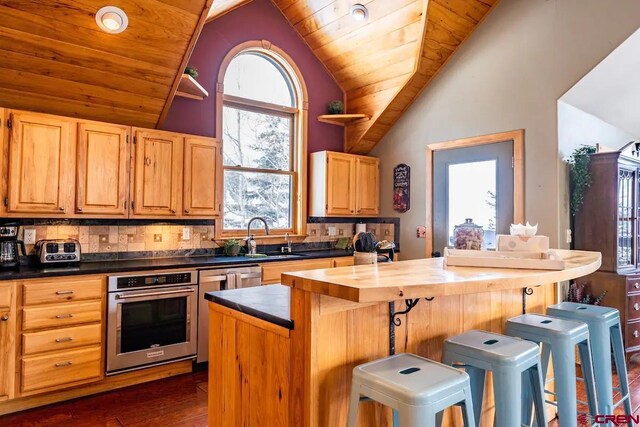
[197,265,262,363]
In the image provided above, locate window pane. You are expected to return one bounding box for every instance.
[447,160,497,249]
[224,53,294,107]
[224,170,292,230]
[223,106,291,170]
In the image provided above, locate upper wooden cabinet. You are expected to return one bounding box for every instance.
[309,151,379,217]
[6,111,74,215]
[131,129,183,217]
[183,136,221,217]
[355,157,380,216]
[76,122,130,217]
[0,282,16,401]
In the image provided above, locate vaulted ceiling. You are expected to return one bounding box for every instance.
[208,0,500,153]
[0,0,212,128]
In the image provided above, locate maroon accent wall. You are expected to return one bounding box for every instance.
[161,0,344,153]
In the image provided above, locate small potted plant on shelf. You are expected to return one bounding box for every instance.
[184,65,199,79]
[224,239,242,257]
[327,100,344,115]
[566,280,607,305]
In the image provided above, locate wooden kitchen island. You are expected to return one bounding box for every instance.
[206,250,601,426]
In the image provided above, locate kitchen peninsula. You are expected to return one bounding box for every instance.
[206,249,601,426]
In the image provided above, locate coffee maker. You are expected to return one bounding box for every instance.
[0,223,26,268]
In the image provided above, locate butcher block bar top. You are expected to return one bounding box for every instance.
[281,249,602,303]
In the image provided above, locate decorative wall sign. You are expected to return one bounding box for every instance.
[393,164,410,213]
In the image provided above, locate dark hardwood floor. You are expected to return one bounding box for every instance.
[1,356,640,426]
[0,370,209,427]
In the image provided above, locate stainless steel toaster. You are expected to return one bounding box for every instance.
[34,239,81,264]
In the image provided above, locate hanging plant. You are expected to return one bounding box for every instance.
[566,145,596,216]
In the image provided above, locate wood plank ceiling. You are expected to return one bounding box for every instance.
[208,0,499,153]
[0,0,212,128]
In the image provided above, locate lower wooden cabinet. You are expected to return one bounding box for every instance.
[0,282,16,401]
[18,276,105,396]
[21,345,102,394]
[261,256,353,284]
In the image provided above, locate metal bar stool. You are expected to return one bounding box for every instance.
[506,313,598,427]
[546,302,632,421]
[441,330,548,427]
[347,353,476,427]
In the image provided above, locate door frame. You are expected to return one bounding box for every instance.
[425,130,525,257]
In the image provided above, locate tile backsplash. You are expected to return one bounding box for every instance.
[17,221,395,258]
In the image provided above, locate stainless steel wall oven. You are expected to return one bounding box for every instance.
[106,270,198,374]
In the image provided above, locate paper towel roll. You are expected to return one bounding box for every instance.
[355,223,366,235]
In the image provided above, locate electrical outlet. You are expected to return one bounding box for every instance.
[565,229,572,244]
[24,228,36,245]
[182,227,191,241]
[328,226,337,236]
[201,233,209,241]
[154,234,162,242]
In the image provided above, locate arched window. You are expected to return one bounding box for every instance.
[217,41,307,236]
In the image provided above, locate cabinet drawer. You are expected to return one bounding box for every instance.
[23,277,103,306]
[22,345,102,393]
[628,277,640,294]
[23,301,102,331]
[0,283,11,307]
[262,259,333,284]
[629,295,640,321]
[23,323,101,355]
[626,321,640,349]
[333,257,355,268]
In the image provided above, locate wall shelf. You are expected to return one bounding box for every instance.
[175,74,209,101]
[317,114,370,126]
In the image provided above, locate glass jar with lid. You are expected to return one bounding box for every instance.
[453,218,484,250]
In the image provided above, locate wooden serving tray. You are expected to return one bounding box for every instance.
[443,248,565,270]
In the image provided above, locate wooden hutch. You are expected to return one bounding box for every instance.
[575,141,640,355]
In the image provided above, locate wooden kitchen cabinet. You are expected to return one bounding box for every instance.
[0,282,16,401]
[183,136,221,217]
[131,129,183,217]
[76,121,130,216]
[309,151,379,217]
[355,156,380,216]
[6,111,74,215]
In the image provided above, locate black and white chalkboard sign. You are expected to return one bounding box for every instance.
[393,164,410,213]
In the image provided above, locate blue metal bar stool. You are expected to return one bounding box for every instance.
[441,330,548,427]
[506,313,598,426]
[546,302,632,421]
[347,353,476,427]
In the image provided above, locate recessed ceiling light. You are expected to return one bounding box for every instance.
[96,6,128,34]
[350,4,369,22]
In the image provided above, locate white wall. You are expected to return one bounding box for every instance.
[371,0,640,260]
[557,101,639,249]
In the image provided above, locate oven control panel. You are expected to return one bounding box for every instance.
[110,271,195,290]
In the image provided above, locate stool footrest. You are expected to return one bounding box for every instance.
[613,393,631,409]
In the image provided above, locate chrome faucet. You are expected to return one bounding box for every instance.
[246,217,270,255]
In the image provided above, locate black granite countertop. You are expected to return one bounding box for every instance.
[0,249,353,281]
[205,284,292,329]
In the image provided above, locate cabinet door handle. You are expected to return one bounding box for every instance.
[55,314,73,319]
[59,207,65,212]
[55,290,74,295]
[55,361,73,368]
[1,315,8,321]
[55,337,73,343]
[634,303,639,311]
[634,330,639,338]
[634,282,639,289]
[184,209,190,214]
[171,209,176,214]
[144,157,151,166]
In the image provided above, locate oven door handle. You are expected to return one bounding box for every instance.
[114,287,196,300]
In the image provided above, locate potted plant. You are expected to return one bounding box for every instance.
[184,65,199,79]
[224,239,242,257]
[327,100,344,115]
[566,280,607,305]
